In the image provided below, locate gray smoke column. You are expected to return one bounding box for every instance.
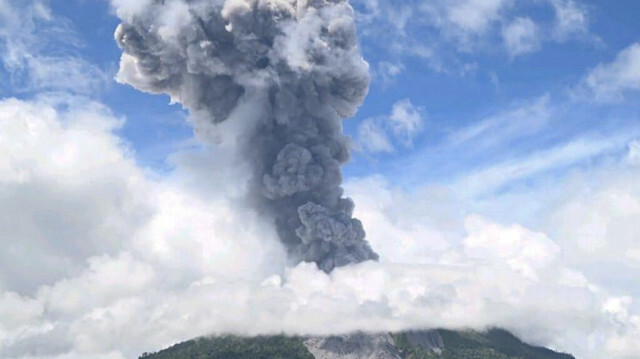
[113,0,378,272]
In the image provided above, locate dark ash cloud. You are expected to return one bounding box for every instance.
[114,0,378,272]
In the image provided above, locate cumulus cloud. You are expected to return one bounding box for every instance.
[388,99,425,147]
[0,95,286,358]
[0,95,152,294]
[358,99,425,153]
[547,166,640,272]
[1,93,640,358]
[502,17,540,57]
[345,163,640,359]
[577,42,640,102]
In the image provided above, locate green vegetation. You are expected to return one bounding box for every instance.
[392,328,575,359]
[140,329,575,359]
[139,335,314,359]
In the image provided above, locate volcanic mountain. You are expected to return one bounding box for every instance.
[139,328,575,359]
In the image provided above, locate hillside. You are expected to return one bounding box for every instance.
[139,328,575,359]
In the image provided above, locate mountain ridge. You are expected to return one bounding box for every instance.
[139,328,575,359]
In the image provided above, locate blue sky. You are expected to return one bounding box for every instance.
[6,0,638,189]
[2,1,640,358]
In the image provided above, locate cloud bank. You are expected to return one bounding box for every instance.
[1,93,639,359]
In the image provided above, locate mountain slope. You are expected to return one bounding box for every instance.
[139,329,575,359]
[393,329,575,359]
[139,336,314,359]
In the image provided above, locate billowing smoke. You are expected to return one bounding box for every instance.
[113,0,378,272]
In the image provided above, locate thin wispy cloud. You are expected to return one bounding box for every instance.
[452,133,636,197]
[447,95,552,149]
[353,0,595,74]
[0,0,108,95]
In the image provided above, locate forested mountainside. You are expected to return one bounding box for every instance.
[139,328,575,359]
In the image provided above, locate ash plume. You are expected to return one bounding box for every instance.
[113,0,378,272]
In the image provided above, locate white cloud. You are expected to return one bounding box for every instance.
[442,0,510,34]
[502,17,540,57]
[0,96,152,294]
[447,95,551,148]
[388,99,425,147]
[345,175,640,359]
[628,140,640,167]
[550,0,589,41]
[464,215,561,281]
[548,168,640,269]
[351,152,640,357]
[376,61,405,83]
[358,118,394,153]
[357,99,425,153]
[453,133,633,197]
[577,42,640,102]
[353,0,593,74]
[1,94,640,358]
[414,0,512,52]
[0,0,107,95]
[345,176,458,264]
[0,95,287,358]
[110,0,154,22]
